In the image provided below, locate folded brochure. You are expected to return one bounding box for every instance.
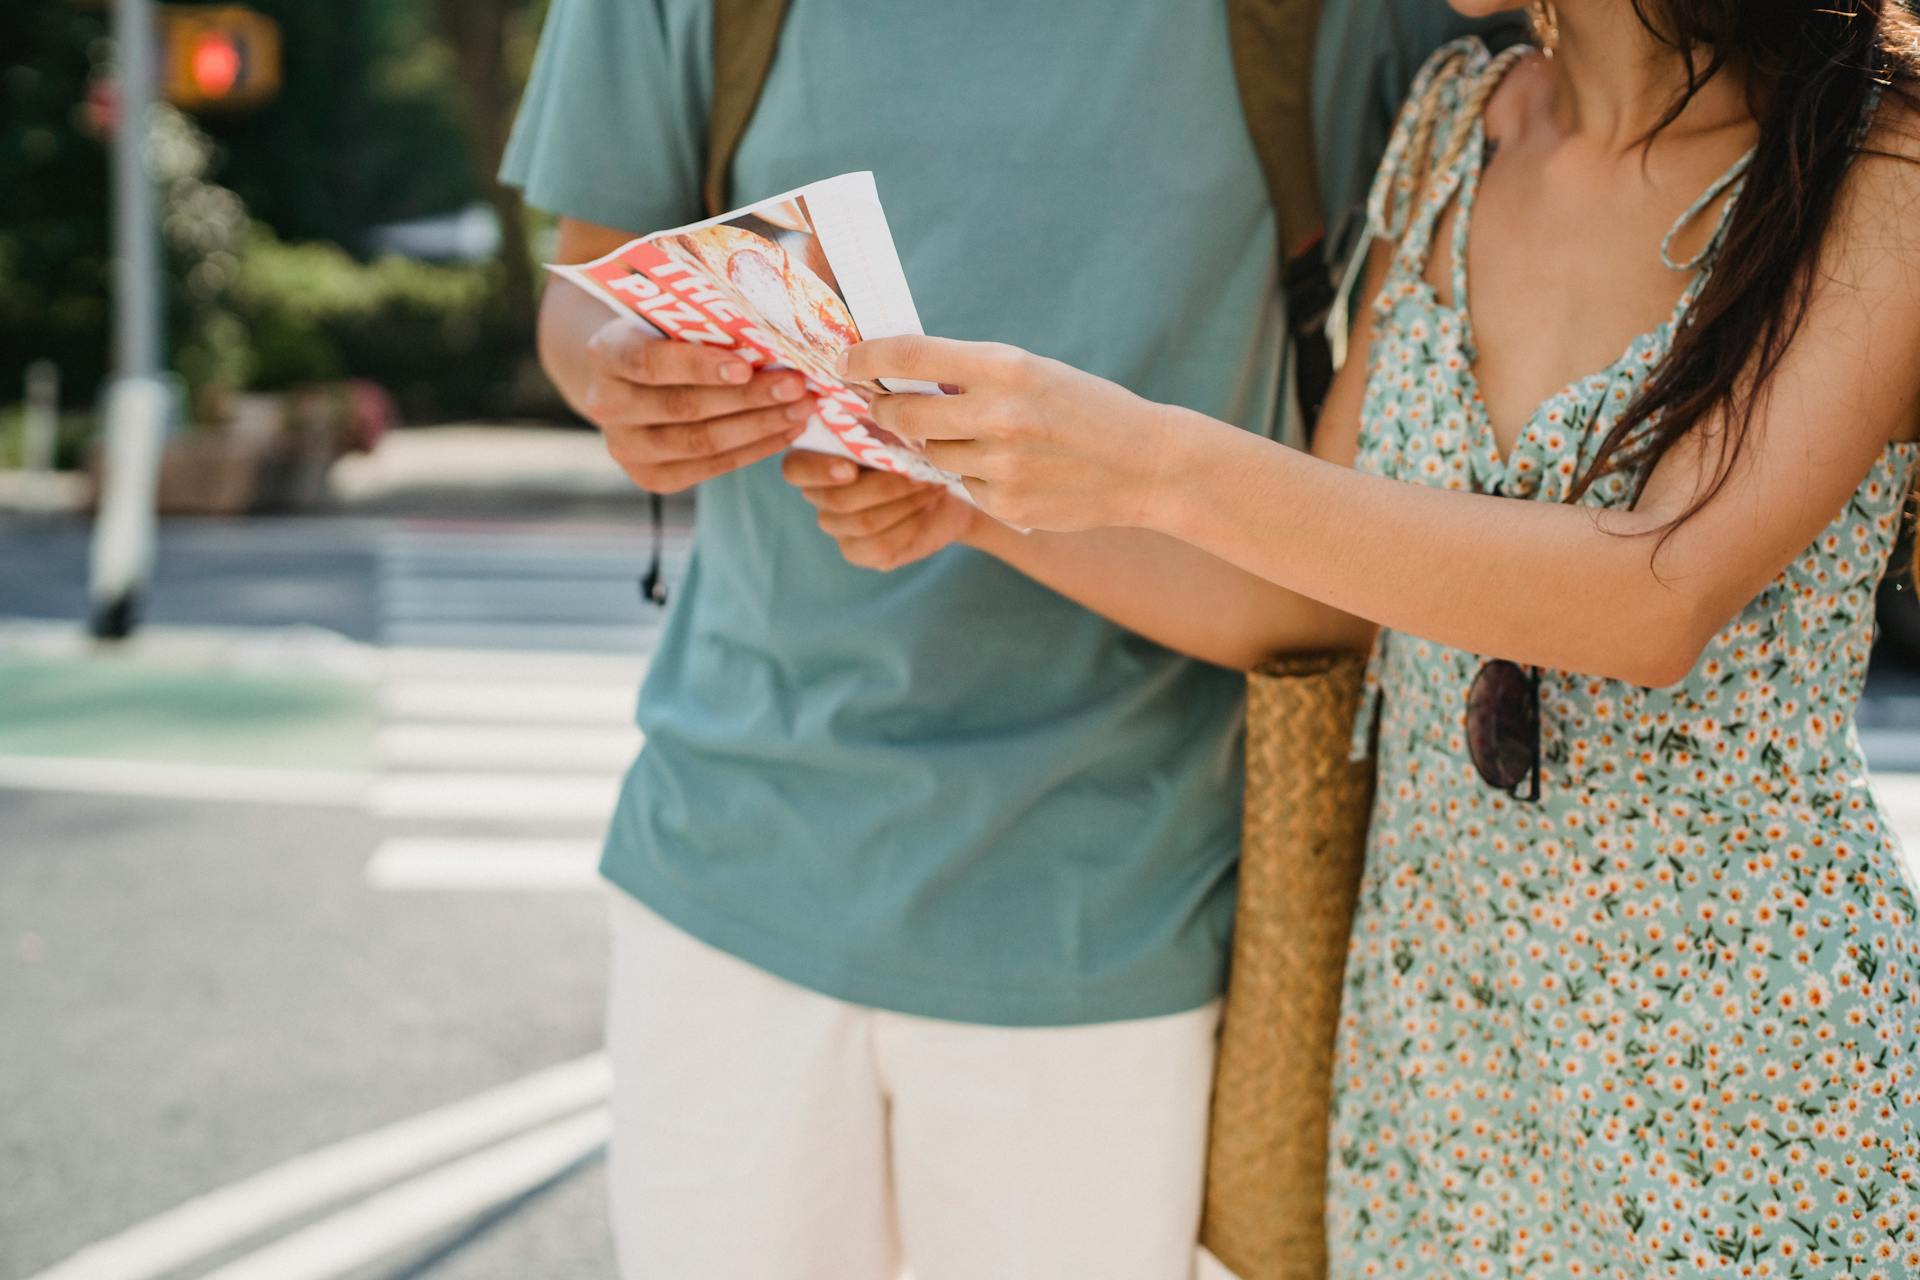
[547,172,969,502]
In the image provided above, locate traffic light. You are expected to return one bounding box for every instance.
[160,5,281,112]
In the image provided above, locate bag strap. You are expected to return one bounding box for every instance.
[1229,0,1334,426]
[1228,0,1326,263]
[705,0,1335,422]
[705,0,791,218]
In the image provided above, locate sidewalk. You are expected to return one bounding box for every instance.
[327,423,670,518]
[0,422,688,521]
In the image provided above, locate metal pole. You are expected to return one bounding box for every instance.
[88,0,169,639]
[23,360,58,473]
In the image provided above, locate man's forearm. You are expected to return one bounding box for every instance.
[538,279,616,418]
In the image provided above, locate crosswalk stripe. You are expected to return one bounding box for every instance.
[378,648,646,684]
[366,524,669,892]
[378,552,656,576]
[365,837,602,891]
[379,575,651,612]
[380,622,655,652]
[370,772,621,823]
[378,681,636,725]
[0,756,369,807]
[378,723,639,771]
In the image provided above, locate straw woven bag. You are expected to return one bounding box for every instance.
[1201,651,1375,1280]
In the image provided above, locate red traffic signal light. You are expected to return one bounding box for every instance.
[189,32,242,99]
[161,6,280,112]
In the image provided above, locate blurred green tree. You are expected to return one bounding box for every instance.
[1,0,549,420]
[0,1,114,407]
[196,0,478,249]
[428,0,544,325]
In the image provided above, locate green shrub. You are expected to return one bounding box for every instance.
[222,228,531,421]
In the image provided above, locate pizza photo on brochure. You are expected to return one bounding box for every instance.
[547,173,967,500]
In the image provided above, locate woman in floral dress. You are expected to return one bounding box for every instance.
[784,0,1920,1275]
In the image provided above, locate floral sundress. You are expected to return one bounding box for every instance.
[1329,39,1920,1279]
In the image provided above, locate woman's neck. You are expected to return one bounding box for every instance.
[1549,1,1752,150]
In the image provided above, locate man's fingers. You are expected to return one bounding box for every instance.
[817,488,941,539]
[842,335,1018,389]
[782,451,861,488]
[801,470,926,515]
[643,403,810,460]
[632,428,796,493]
[587,371,807,432]
[590,324,756,387]
[838,493,958,571]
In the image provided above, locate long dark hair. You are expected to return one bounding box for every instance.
[1567,1,1920,525]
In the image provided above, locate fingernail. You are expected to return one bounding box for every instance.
[786,403,812,423]
[834,349,850,378]
[772,380,802,402]
[722,363,751,384]
[832,462,856,482]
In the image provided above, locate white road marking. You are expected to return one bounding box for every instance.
[197,1108,611,1280]
[378,621,656,656]
[370,772,621,823]
[23,1054,610,1280]
[378,722,639,771]
[380,622,655,652]
[0,756,369,807]
[366,837,602,891]
[378,680,636,725]
[378,646,645,683]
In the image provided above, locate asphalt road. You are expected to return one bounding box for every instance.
[0,788,615,1280]
[0,506,670,1280]
[8,501,1920,1280]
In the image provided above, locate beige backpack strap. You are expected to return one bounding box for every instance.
[705,0,1336,423]
[1228,0,1326,261]
[705,0,792,217]
[1228,0,1337,425]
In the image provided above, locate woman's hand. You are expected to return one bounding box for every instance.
[783,452,984,571]
[841,338,1184,532]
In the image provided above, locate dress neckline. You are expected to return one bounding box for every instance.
[1395,45,1757,485]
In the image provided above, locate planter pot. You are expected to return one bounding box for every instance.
[155,433,271,516]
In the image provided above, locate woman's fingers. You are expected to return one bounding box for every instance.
[922,438,993,477]
[842,336,1030,391]
[871,390,965,443]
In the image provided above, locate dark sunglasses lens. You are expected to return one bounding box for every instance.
[1466,660,1538,791]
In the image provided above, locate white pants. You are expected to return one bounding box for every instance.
[605,891,1225,1280]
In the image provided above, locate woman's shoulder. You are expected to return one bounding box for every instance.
[1834,83,1920,280]
[1366,37,1520,241]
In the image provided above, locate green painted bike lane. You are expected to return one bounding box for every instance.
[0,649,378,772]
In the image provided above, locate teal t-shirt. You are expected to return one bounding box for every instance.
[503,0,1286,1025]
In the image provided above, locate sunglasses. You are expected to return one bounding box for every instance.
[1466,659,1541,801]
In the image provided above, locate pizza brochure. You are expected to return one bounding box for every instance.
[547,172,970,501]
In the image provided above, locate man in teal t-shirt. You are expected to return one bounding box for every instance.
[503,1,1484,1274]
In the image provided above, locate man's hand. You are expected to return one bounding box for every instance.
[783,452,982,571]
[583,316,814,493]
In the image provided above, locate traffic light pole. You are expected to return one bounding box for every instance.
[89,0,169,639]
